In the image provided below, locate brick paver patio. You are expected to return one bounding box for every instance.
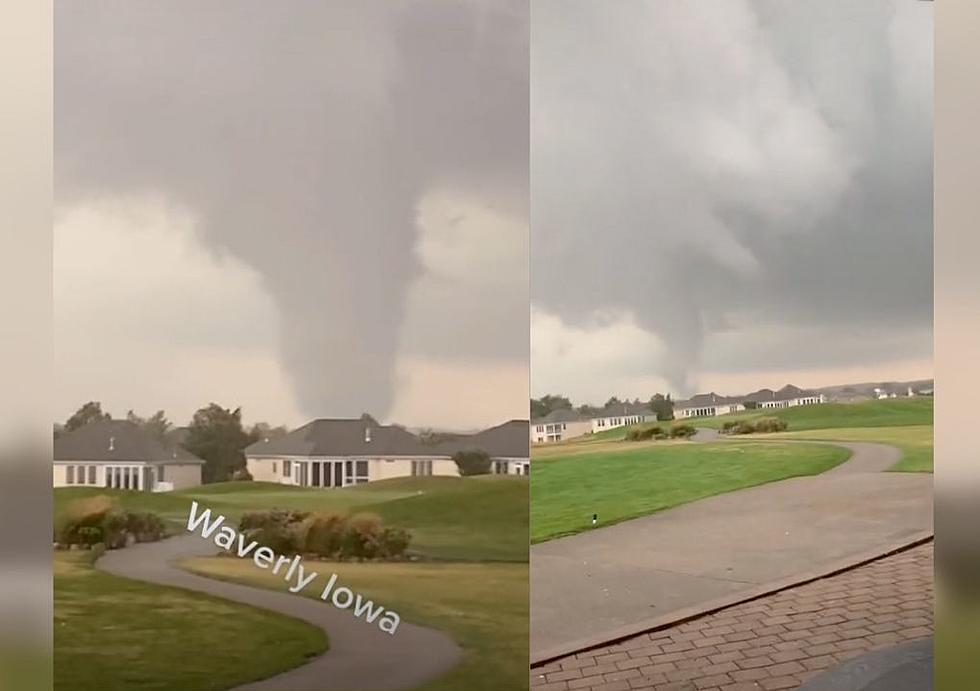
[531,541,933,691]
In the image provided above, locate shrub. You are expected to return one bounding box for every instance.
[379,527,412,559]
[249,524,299,555]
[102,510,131,549]
[239,509,309,532]
[670,423,697,439]
[56,495,117,546]
[340,513,384,561]
[126,511,166,543]
[626,424,663,441]
[752,417,788,433]
[300,511,348,559]
[452,449,492,476]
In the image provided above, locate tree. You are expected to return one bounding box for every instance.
[126,409,172,442]
[531,394,573,419]
[604,396,622,407]
[65,401,111,432]
[452,449,492,476]
[246,421,289,444]
[648,393,674,421]
[183,404,254,483]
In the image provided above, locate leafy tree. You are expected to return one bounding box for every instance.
[184,404,254,483]
[452,449,492,476]
[531,394,573,419]
[126,409,172,442]
[65,401,111,432]
[648,393,674,421]
[247,421,289,444]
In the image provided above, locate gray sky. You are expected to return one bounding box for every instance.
[55,1,528,430]
[531,0,933,405]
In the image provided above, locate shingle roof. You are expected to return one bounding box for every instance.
[245,418,530,460]
[591,402,651,419]
[531,408,588,424]
[675,392,742,409]
[54,420,204,464]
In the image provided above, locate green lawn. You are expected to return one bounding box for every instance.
[55,475,528,562]
[769,425,934,473]
[54,550,326,691]
[531,441,850,542]
[182,557,528,691]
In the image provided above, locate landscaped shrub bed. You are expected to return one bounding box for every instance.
[237,509,412,561]
[721,417,789,435]
[54,495,167,550]
[669,423,697,438]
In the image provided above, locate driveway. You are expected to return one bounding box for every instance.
[531,441,933,660]
[98,533,462,691]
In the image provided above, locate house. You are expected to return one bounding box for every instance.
[674,384,825,419]
[674,393,745,419]
[244,416,530,487]
[530,408,592,444]
[744,385,824,409]
[589,402,655,433]
[53,419,204,491]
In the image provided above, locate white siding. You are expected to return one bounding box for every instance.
[164,463,202,490]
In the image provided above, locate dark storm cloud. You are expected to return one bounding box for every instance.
[532,0,932,394]
[55,0,528,418]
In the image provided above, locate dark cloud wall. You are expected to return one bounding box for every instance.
[56,1,528,417]
[532,0,932,394]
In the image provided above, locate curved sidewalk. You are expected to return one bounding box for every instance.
[98,533,462,691]
[531,442,933,662]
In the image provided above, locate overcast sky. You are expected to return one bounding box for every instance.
[55,1,528,430]
[531,0,933,405]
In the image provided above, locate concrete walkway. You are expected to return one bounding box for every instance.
[531,441,933,661]
[98,533,462,691]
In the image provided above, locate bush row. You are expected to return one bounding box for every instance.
[721,417,788,435]
[625,422,697,441]
[237,509,411,562]
[55,495,166,549]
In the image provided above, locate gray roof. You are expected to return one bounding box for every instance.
[591,402,651,419]
[245,417,529,460]
[531,408,588,424]
[678,384,819,408]
[675,392,742,409]
[54,419,204,464]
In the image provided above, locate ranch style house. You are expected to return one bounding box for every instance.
[53,419,204,491]
[245,416,530,488]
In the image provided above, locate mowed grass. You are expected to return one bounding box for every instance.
[531,441,850,542]
[182,557,528,691]
[769,425,934,473]
[686,397,933,431]
[54,550,326,691]
[54,475,528,562]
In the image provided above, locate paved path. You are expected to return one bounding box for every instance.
[532,541,934,691]
[98,533,462,691]
[531,441,932,659]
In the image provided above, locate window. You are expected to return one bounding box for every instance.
[272,461,277,474]
[66,465,75,484]
[88,466,96,484]
[355,460,369,484]
[411,460,432,476]
[283,460,292,477]
[535,425,544,432]
[493,461,509,474]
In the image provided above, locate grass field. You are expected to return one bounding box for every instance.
[531,441,850,542]
[768,425,934,473]
[55,475,528,562]
[54,550,326,691]
[182,557,527,691]
[674,397,933,432]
